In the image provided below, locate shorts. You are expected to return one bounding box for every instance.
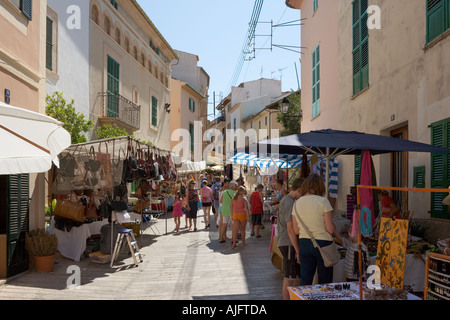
[221,215,231,224]
[202,202,212,207]
[188,202,198,219]
[251,214,262,225]
[232,212,247,222]
[279,245,300,280]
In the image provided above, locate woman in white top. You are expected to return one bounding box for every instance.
[292,174,337,285]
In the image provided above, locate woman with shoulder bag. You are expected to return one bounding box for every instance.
[292,174,338,285]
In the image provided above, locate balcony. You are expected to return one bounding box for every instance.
[98,92,141,132]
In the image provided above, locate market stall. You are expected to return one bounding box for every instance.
[288,282,421,301]
[49,136,178,263]
[239,129,449,299]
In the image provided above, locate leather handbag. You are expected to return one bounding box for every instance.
[110,200,128,212]
[85,197,99,220]
[294,205,340,268]
[134,196,150,213]
[59,152,77,177]
[98,200,112,218]
[54,200,86,223]
[85,146,101,172]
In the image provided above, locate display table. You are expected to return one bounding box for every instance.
[50,219,109,262]
[331,254,425,292]
[288,282,421,300]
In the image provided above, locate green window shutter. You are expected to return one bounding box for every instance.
[189,123,194,152]
[107,55,120,118]
[430,118,450,219]
[7,174,30,277]
[354,153,362,186]
[110,0,118,9]
[193,100,196,112]
[352,0,369,95]
[152,96,158,127]
[21,0,33,21]
[413,166,426,188]
[426,0,448,43]
[312,44,320,118]
[46,17,53,71]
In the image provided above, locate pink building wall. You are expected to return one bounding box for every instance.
[298,0,339,133]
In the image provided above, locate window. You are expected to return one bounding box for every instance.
[189,123,194,153]
[313,0,319,12]
[115,28,121,45]
[413,166,426,188]
[426,0,450,43]
[189,98,196,112]
[354,153,362,186]
[352,0,369,95]
[430,117,450,219]
[312,44,320,118]
[46,17,53,71]
[107,55,120,118]
[104,16,111,36]
[91,5,99,24]
[265,116,268,126]
[151,96,158,127]
[110,0,118,10]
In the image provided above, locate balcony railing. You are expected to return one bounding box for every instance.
[99,92,141,130]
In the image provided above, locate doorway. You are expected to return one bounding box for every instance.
[391,126,409,214]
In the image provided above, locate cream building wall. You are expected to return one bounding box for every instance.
[337,0,450,222]
[170,78,205,161]
[89,0,176,150]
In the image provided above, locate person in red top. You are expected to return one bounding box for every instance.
[250,184,264,238]
[378,190,400,219]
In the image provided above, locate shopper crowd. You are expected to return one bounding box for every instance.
[172,173,365,300]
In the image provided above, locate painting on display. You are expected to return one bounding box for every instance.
[376,217,409,289]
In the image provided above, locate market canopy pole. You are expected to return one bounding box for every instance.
[356,185,450,300]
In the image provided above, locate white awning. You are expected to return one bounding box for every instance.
[0,102,71,175]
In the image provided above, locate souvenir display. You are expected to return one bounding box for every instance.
[51,137,177,226]
[425,252,450,300]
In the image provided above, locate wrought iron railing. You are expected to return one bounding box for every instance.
[99,92,141,130]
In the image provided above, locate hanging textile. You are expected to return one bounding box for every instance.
[376,217,409,289]
[359,150,376,226]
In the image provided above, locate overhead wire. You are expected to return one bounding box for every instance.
[224,0,264,96]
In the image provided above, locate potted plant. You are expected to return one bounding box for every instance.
[25,229,58,273]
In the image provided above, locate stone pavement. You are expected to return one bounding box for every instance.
[0,210,283,300]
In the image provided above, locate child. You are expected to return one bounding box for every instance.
[172,192,183,234]
[335,226,370,281]
[230,186,249,248]
[250,184,264,238]
[200,180,213,229]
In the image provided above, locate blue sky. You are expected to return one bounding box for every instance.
[138,0,301,119]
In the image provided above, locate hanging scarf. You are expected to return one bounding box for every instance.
[359,207,373,237]
[350,209,359,238]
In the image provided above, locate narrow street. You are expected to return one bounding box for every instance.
[0,211,282,300]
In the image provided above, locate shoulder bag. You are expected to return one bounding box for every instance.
[293,204,340,268]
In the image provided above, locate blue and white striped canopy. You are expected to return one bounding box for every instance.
[226,153,304,169]
[227,152,339,198]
